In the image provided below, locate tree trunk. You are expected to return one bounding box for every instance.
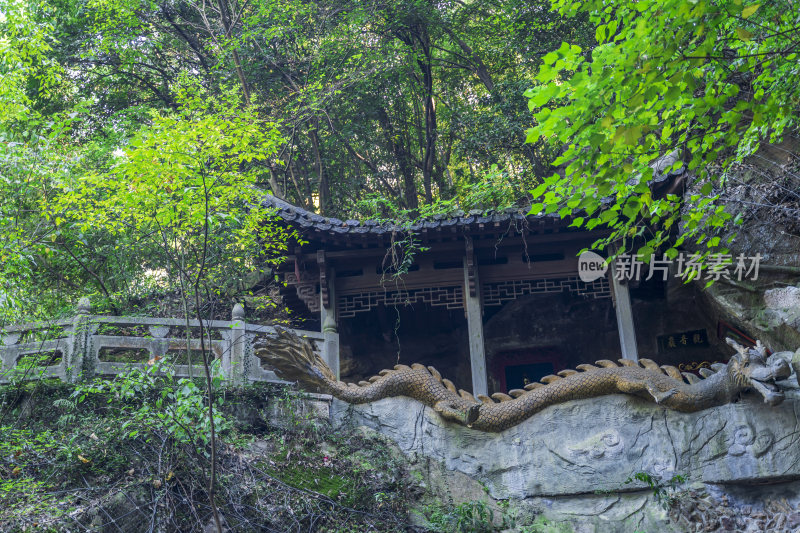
[377,107,418,211]
[215,0,251,106]
[443,26,495,93]
[308,122,329,214]
[418,29,437,204]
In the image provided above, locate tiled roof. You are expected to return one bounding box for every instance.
[264,155,685,240]
[263,195,565,239]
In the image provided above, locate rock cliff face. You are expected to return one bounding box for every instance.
[331,382,800,531]
[703,281,800,355]
[688,138,800,353]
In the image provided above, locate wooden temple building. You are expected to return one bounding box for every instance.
[265,192,735,396]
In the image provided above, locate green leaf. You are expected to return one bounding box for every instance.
[569,217,585,228]
[531,184,548,199]
[623,200,640,219]
[596,24,607,43]
[543,51,559,66]
[636,245,654,262]
[529,86,555,107]
[741,4,760,18]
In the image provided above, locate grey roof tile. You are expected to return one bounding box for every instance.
[259,164,681,241]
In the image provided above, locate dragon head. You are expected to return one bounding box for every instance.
[726,338,792,406]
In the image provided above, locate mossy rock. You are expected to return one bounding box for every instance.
[267,464,361,503]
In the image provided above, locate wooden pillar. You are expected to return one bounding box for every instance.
[464,236,488,396]
[609,260,639,361]
[229,303,247,384]
[318,251,340,379]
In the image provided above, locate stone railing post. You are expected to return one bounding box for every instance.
[65,297,92,383]
[229,303,246,385]
[322,315,340,380]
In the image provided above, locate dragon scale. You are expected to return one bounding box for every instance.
[254,330,792,432]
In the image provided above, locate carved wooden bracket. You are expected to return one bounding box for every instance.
[285,270,320,313]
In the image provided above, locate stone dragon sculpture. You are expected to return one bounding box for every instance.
[254,329,793,432]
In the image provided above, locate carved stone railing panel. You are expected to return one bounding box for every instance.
[0,301,335,385]
[0,338,69,382]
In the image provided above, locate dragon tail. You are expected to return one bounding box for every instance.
[253,327,337,393]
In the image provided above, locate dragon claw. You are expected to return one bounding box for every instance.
[465,404,481,427]
[647,385,678,404]
[434,401,482,427]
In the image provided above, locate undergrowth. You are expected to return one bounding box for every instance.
[0,374,414,532]
[0,373,580,532]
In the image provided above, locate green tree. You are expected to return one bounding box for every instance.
[0,0,593,319]
[50,82,293,532]
[6,0,591,218]
[525,0,800,269]
[51,81,294,313]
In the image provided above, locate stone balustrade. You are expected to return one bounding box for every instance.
[0,298,335,385]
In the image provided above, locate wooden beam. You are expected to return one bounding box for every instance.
[331,248,581,294]
[464,236,488,396]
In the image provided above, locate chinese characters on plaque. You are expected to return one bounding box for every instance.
[657,329,709,353]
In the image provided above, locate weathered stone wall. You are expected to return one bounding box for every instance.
[330,376,800,531]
